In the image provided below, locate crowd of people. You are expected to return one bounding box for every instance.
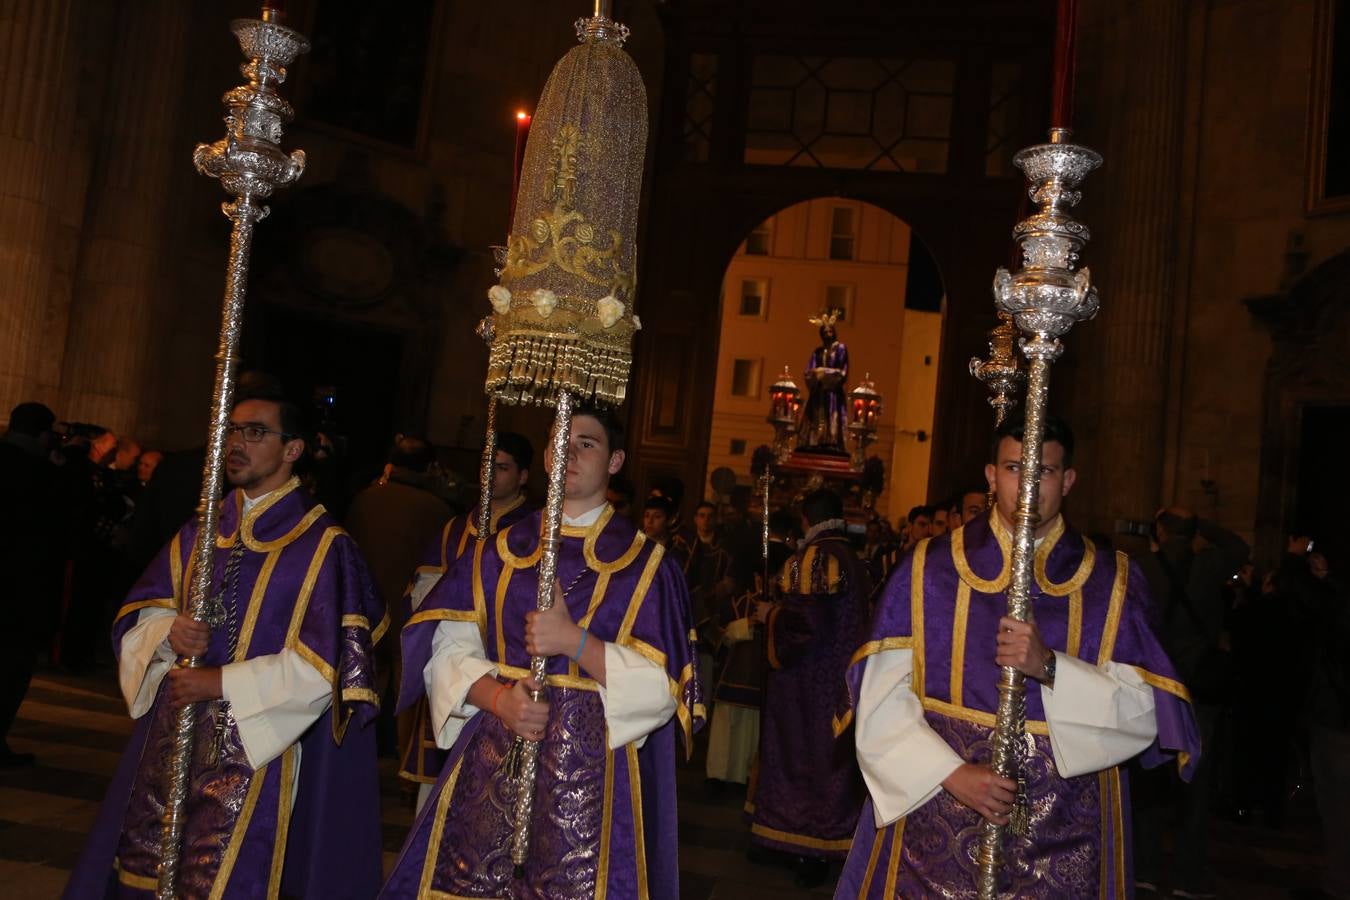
[1,378,1345,898]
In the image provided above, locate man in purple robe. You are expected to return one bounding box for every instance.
[834,414,1201,899]
[398,431,534,807]
[802,320,849,451]
[64,382,386,899]
[747,488,869,887]
[382,403,703,900]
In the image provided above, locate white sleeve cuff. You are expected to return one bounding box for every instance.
[409,571,443,613]
[221,648,332,770]
[855,648,965,827]
[117,610,178,718]
[722,617,752,645]
[597,642,678,750]
[1042,653,1158,778]
[425,620,498,749]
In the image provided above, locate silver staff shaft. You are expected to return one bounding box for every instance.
[975,127,1101,899]
[477,397,499,539]
[157,198,260,899]
[158,10,307,897]
[510,388,575,872]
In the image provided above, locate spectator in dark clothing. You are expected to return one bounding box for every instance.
[1132,508,1249,898]
[1296,547,1350,900]
[345,435,455,754]
[0,403,66,765]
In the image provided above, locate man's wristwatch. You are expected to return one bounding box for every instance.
[1041,651,1057,688]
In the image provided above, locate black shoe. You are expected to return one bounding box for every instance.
[793,856,828,889]
[704,777,727,798]
[745,845,777,867]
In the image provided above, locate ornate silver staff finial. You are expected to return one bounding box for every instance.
[969,312,1027,427]
[157,7,309,898]
[975,124,1102,899]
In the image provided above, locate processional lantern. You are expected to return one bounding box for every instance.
[477,0,648,874]
[846,373,883,470]
[766,365,802,462]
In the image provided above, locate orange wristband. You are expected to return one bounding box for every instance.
[491,680,511,719]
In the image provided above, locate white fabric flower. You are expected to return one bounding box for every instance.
[596,294,624,329]
[532,288,558,318]
[488,285,512,315]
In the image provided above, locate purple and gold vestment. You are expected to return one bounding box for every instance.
[834,512,1201,899]
[399,495,531,784]
[747,527,869,858]
[383,505,704,900]
[64,478,386,899]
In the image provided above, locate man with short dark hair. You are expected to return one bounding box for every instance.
[960,486,989,526]
[393,432,534,804]
[748,488,869,887]
[903,504,936,551]
[385,403,702,899]
[66,383,386,898]
[835,413,1200,898]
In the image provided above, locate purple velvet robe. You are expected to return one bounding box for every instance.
[399,496,532,784]
[382,505,704,900]
[803,340,849,449]
[747,529,870,859]
[834,512,1201,899]
[64,478,386,900]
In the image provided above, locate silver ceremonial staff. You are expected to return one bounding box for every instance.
[157,7,308,897]
[975,126,1102,899]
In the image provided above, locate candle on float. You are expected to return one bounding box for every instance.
[1050,0,1078,132]
[508,110,532,225]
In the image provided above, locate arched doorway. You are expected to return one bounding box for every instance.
[702,199,946,523]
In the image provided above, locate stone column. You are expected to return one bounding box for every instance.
[0,0,82,417]
[60,0,190,438]
[1072,0,1189,532]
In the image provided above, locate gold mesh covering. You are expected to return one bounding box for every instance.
[486,13,647,408]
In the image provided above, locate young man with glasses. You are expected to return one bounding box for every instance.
[66,378,386,899]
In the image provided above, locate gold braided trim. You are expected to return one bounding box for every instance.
[370,609,391,646]
[1034,517,1096,596]
[114,597,176,623]
[407,608,480,627]
[950,580,972,707]
[596,744,616,900]
[911,541,928,700]
[883,816,907,897]
[1067,590,1083,657]
[749,822,853,852]
[848,636,915,667]
[856,820,886,899]
[765,605,783,671]
[114,857,158,890]
[208,758,267,900]
[1096,553,1130,666]
[497,663,599,692]
[236,550,280,661]
[922,697,1051,736]
[1131,666,1193,703]
[284,526,340,649]
[584,508,647,574]
[419,756,465,898]
[627,743,648,897]
[268,746,296,898]
[616,544,665,643]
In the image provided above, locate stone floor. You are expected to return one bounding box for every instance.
[0,667,1328,898]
